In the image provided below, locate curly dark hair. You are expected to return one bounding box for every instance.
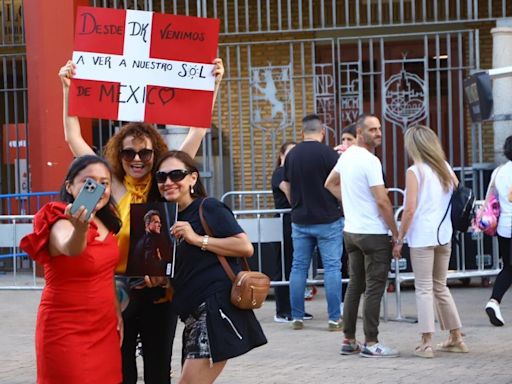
[504,135,512,161]
[102,122,168,181]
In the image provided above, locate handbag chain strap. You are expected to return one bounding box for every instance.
[198,198,251,283]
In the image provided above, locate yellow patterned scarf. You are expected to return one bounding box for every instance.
[123,174,152,203]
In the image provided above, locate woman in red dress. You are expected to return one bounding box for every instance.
[21,155,123,384]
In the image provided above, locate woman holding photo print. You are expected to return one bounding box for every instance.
[149,150,267,384]
[20,155,123,383]
[59,58,224,384]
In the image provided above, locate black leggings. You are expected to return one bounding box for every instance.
[491,236,512,303]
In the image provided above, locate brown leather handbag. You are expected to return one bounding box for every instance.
[199,199,270,309]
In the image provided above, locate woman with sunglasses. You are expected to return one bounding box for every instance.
[59,59,224,384]
[149,150,266,384]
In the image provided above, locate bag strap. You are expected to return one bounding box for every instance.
[437,198,451,246]
[437,175,459,246]
[198,198,251,283]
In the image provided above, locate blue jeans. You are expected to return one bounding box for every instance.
[290,218,343,321]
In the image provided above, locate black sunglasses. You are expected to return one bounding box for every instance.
[155,169,191,183]
[119,148,154,162]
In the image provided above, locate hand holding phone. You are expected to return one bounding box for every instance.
[70,178,106,221]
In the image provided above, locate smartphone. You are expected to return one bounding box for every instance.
[70,178,106,221]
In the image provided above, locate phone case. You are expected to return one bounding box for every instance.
[70,178,106,220]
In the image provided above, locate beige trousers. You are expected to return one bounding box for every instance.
[409,244,462,334]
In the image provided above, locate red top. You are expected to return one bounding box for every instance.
[21,202,122,384]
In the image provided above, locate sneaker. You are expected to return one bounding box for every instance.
[328,319,343,332]
[274,314,293,323]
[360,343,400,358]
[485,300,505,326]
[340,339,361,355]
[304,312,314,320]
[291,319,304,330]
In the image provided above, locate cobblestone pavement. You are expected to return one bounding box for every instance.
[2,280,512,384]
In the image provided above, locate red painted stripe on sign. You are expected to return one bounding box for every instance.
[144,86,213,128]
[74,6,126,55]
[150,13,219,63]
[68,79,120,121]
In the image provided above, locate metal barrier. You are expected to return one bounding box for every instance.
[388,198,502,322]
[0,214,42,290]
[221,191,349,286]
[223,189,504,322]
[0,192,59,215]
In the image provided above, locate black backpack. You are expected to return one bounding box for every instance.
[437,185,475,245]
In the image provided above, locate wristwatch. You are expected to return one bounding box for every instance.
[201,235,209,251]
[394,238,404,245]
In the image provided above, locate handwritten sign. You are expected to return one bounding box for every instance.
[69,7,220,127]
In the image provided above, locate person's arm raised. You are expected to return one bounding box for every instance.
[48,204,91,257]
[59,60,95,157]
[180,58,224,158]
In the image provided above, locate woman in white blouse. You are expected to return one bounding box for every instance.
[393,125,468,358]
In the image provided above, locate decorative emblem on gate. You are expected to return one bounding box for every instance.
[339,62,361,124]
[383,56,428,131]
[250,64,294,131]
[315,63,336,129]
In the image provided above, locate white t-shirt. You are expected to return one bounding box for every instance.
[405,162,453,247]
[494,161,512,238]
[335,145,388,234]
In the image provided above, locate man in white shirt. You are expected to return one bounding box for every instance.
[325,114,400,358]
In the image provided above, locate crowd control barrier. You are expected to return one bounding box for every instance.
[0,191,58,216]
[388,198,502,322]
[0,214,41,290]
[221,190,345,286]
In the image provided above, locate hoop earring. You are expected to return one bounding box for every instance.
[190,185,195,194]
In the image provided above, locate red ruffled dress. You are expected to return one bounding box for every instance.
[20,202,122,384]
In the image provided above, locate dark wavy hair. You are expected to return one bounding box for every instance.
[102,122,168,181]
[59,155,122,234]
[342,123,356,138]
[504,135,512,161]
[149,150,207,202]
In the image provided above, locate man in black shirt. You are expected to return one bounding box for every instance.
[131,210,166,276]
[282,114,343,331]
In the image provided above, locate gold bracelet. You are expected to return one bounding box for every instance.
[201,235,209,251]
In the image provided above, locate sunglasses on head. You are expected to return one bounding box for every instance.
[155,169,191,183]
[119,148,154,162]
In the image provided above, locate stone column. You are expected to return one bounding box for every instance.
[491,19,512,163]
[24,0,92,192]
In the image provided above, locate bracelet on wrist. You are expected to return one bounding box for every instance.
[201,235,209,251]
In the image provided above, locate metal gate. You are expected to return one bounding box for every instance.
[6,0,510,204]
[216,29,479,206]
[83,0,491,205]
[0,0,28,203]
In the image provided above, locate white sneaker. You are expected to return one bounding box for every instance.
[485,300,505,326]
[360,342,400,358]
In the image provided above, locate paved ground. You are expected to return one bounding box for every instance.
[2,278,512,384]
